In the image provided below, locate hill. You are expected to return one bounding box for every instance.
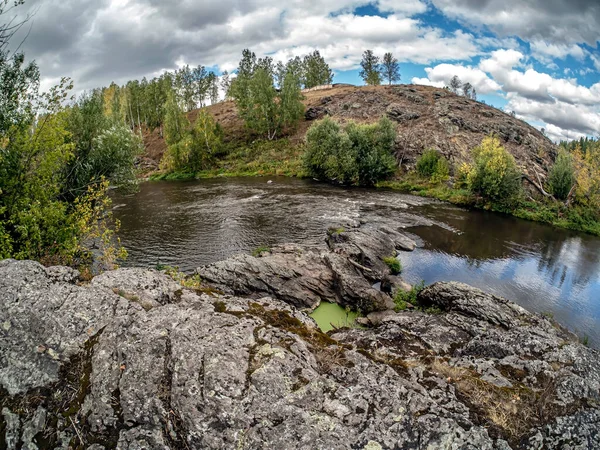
[140,84,557,177]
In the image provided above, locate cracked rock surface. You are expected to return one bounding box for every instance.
[1,259,599,449]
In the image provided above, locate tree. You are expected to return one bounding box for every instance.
[449,75,462,94]
[471,88,477,101]
[0,2,127,266]
[548,151,575,200]
[188,109,222,172]
[303,50,333,88]
[303,117,396,186]
[359,50,381,86]
[220,71,231,100]
[231,49,304,140]
[462,82,473,99]
[247,67,279,139]
[466,135,522,206]
[89,124,143,186]
[208,72,219,105]
[381,52,400,85]
[230,49,257,124]
[163,91,188,146]
[278,68,305,132]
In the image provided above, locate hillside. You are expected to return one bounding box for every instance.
[140,84,557,177]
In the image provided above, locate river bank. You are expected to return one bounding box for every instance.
[2,219,599,448]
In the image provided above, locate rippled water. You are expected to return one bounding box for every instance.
[113,177,600,347]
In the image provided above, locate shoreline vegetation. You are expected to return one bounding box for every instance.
[148,137,600,237]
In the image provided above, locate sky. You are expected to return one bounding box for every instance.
[12,0,600,142]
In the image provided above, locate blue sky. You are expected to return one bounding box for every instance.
[16,0,600,142]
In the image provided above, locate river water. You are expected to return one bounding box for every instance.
[112,177,600,347]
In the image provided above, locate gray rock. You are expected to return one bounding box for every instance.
[91,267,182,310]
[1,258,598,449]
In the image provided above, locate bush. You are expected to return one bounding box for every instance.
[394,281,425,312]
[303,117,396,186]
[416,149,440,177]
[547,151,575,200]
[416,149,450,183]
[383,256,402,274]
[467,135,522,206]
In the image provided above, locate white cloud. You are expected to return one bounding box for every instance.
[529,41,587,64]
[506,95,600,136]
[412,63,501,93]
[377,0,427,15]
[543,124,588,143]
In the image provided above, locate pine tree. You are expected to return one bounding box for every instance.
[359,50,381,86]
[303,50,333,88]
[381,52,400,85]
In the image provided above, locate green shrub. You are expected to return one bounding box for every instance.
[416,149,450,183]
[548,151,575,200]
[383,256,402,274]
[467,135,522,206]
[432,158,450,183]
[416,149,441,178]
[252,245,271,257]
[393,281,425,312]
[303,116,396,186]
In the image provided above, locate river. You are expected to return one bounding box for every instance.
[112,177,600,347]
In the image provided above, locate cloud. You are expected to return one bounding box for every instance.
[412,63,501,93]
[479,50,600,106]
[543,124,588,143]
[506,95,600,136]
[529,41,587,64]
[430,0,600,46]
[16,0,481,92]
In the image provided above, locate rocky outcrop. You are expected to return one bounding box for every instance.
[197,225,416,313]
[1,259,599,449]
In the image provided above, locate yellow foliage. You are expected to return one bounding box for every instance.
[467,135,521,204]
[72,178,127,270]
[572,144,600,208]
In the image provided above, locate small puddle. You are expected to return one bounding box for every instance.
[310,302,359,333]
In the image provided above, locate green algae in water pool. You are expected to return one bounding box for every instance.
[310,302,359,332]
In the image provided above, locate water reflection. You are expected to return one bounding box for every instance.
[113,178,600,348]
[401,205,600,347]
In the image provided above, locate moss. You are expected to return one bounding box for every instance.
[213,300,227,313]
[393,281,425,312]
[251,245,271,257]
[383,256,401,274]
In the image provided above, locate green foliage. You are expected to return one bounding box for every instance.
[89,124,142,186]
[252,245,271,257]
[359,50,381,86]
[394,281,425,312]
[303,117,396,186]
[163,91,189,146]
[582,335,589,346]
[547,151,575,200]
[0,5,130,268]
[381,52,400,85]
[383,256,402,274]
[161,109,223,173]
[231,50,305,140]
[416,149,450,183]
[303,50,333,88]
[467,135,522,206]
